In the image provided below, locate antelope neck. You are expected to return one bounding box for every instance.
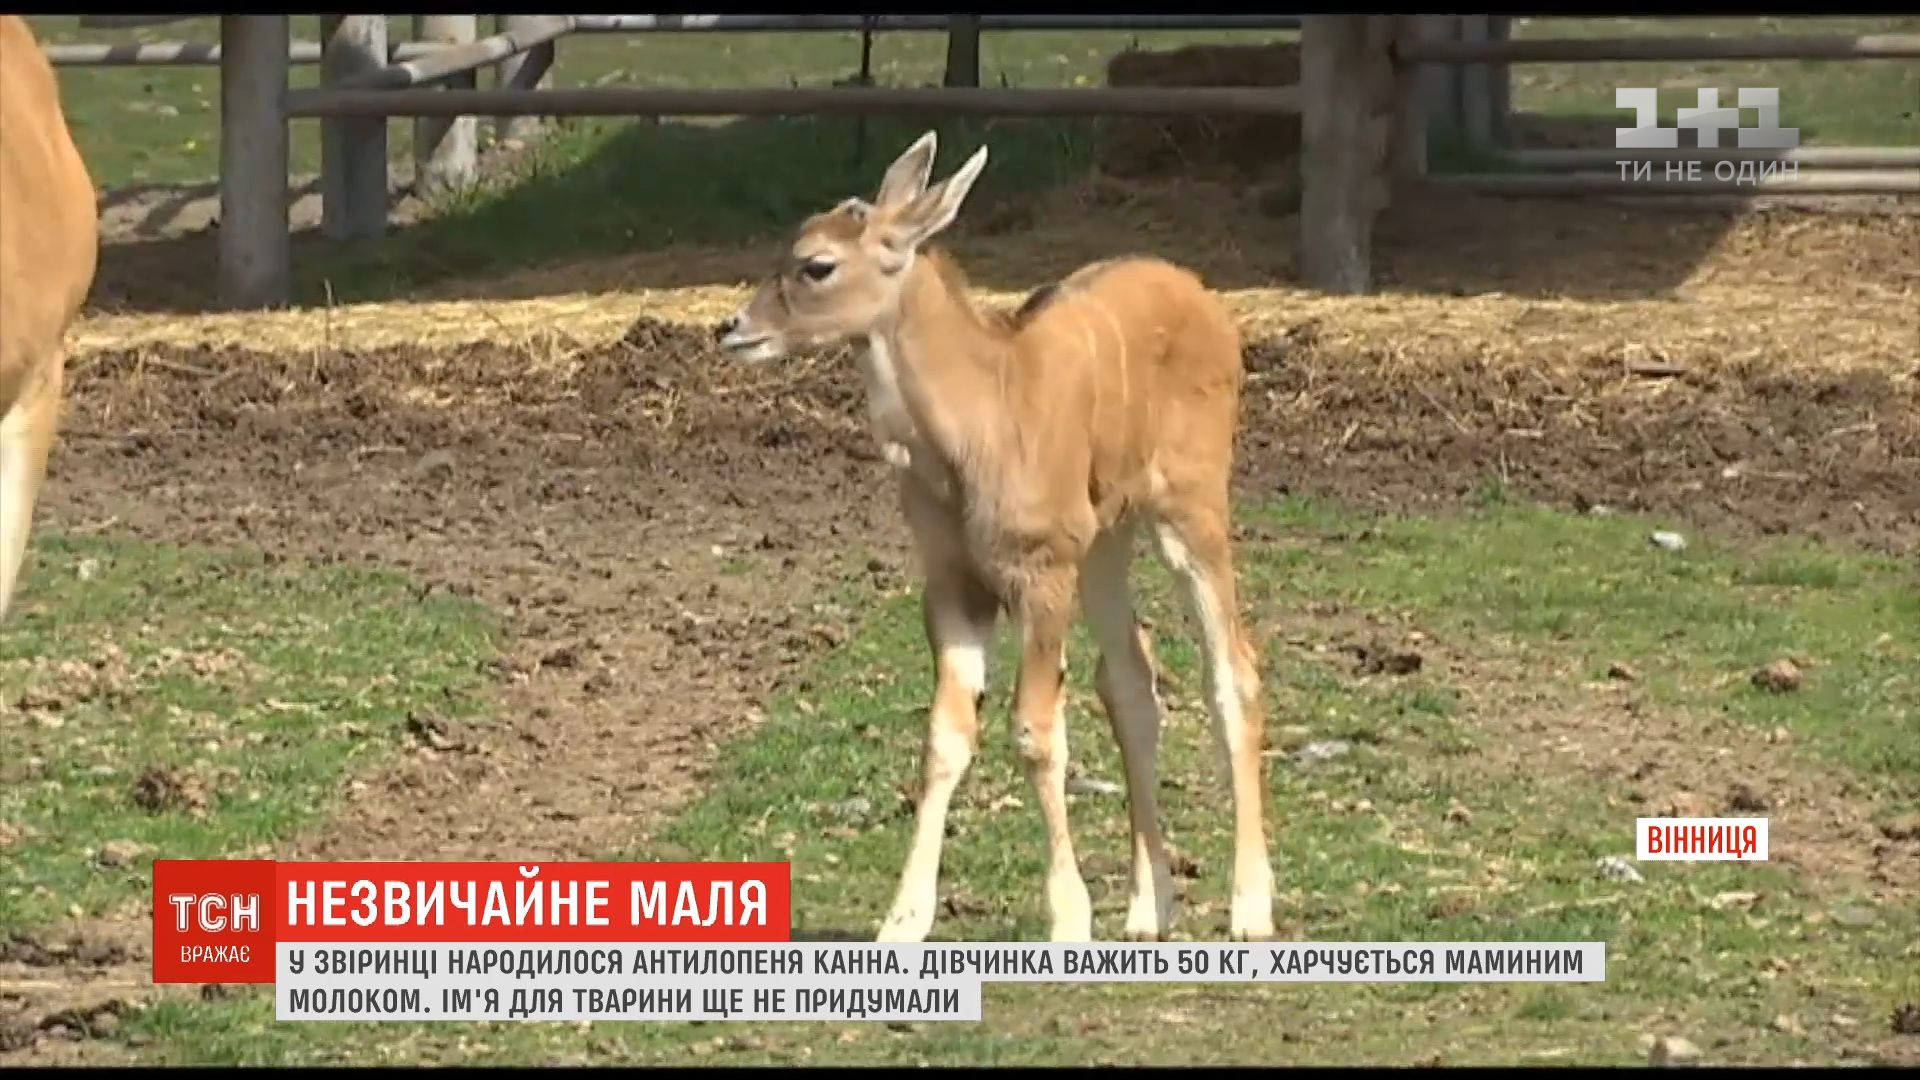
[865,249,1009,469]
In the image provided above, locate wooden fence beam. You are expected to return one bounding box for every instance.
[1425,170,1920,195]
[49,41,319,65]
[1364,15,1397,214]
[412,15,479,198]
[349,14,571,90]
[1391,16,1436,177]
[78,15,193,29]
[217,15,290,309]
[1506,146,1920,168]
[320,15,388,241]
[45,39,447,66]
[944,15,981,88]
[1458,15,1495,147]
[1400,33,1920,63]
[1300,15,1379,294]
[568,14,1302,32]
[1415,16,1463,134]
[494,15,556,144]
[287,84,1303,118]
[1487,16,1512,146]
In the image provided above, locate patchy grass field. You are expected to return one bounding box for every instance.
[0,534,498,935]
[295,114,1101,305]
[6,217,1918,1060]
[64,497,1920,1066]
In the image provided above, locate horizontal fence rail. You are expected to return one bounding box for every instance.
[46,39,442,66]
[1399,32,1920,63]
[1505,147,1920,169]
[1426,170,1920,196]
[286,84,1303,119]
[339,13,573,89]
[75,15,195,28]
[52,13,1918,310]
[48,14,1306,68]
[570,14,1305,33]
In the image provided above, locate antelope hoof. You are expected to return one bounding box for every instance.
[1229,912,1277,943]
[1123,868,1175,942]
[1231,874,1276,942]
[1049,921,1095,944]
[1047,875,1094,942]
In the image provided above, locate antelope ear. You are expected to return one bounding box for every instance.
[873,130,938,210]
[888,144,989,249]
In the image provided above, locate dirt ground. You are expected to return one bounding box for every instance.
[3,181,1917,1063]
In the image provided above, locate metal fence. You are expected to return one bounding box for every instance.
[51,15,1920,308]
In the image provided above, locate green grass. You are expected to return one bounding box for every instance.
[111,497,1920,1066]
[34,16,1292,191]
[1249,498,1920,787]
[34,16,364,188]
[42,16,1919,304]
[293,113,1099,303]
[0,533,499,933]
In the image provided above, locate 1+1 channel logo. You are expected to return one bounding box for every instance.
[1614,86,1801,185]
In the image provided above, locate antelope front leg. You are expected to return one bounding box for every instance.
[877,571,998,943]
[1012,585,1094,942]
[0,356,63,623]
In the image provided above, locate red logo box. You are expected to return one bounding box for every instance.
[151,859,276,984]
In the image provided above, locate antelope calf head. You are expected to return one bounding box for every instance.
[713,131,987,365]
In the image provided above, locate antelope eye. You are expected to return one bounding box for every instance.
[800,258,837,282]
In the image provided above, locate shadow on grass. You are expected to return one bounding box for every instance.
[1368,109,1833,300]
[88,110,1797,316]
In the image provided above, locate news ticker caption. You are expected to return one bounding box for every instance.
[153,858,1613,1024]
[154,859,792,984]
[274,941,1608,1022]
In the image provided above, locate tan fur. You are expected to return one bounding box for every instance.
[716,131,1273,942]
[0,16,99,622]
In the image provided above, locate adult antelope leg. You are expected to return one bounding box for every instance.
[1012,570,1094,942]
[1080,520,1177,940]
[0,354,63,622]
[1152,509,1275,941]
[877,490,1000,942]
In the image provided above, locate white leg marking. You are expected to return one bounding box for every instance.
[1040,681,1094,942]
[0,400,46,622]
[860,334,918,473]
[878,597,991,943]
[1152,523,1276,941]
[1152,527,1237,785]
